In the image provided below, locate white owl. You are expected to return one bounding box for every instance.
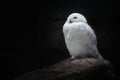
[63,13,102,59]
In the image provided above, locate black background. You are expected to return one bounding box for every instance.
[3,0,120,79]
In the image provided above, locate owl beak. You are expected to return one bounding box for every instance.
[70,20,72,23]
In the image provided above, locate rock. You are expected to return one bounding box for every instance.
[15,58,117,80]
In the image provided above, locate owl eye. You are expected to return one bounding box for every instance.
[73,16,77,19]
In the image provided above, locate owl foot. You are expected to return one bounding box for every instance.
[70,56,76,60]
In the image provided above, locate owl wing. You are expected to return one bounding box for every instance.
[76,23,99,56]
[77,23,97,45]
[86,24,97,45]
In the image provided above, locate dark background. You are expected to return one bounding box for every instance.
[3,0,120,79]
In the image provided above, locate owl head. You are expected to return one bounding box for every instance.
[66,13,87,23]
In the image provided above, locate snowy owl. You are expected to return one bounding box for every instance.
[63,13,102,59]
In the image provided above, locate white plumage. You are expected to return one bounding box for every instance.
[63,13,102,59]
